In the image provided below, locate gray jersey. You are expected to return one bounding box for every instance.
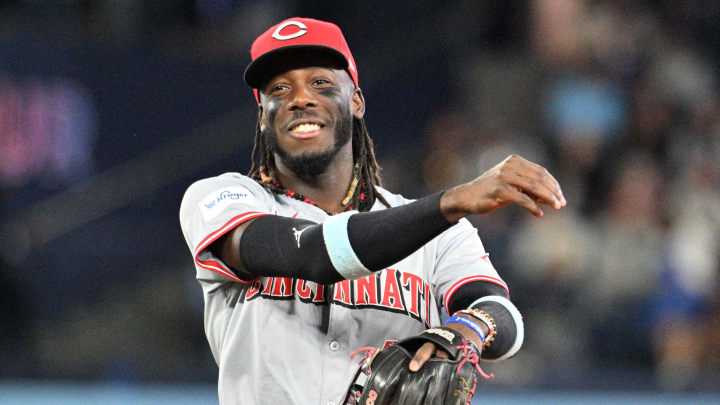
[179,172,507,405]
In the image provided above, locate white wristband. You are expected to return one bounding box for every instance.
[322,211,372,280]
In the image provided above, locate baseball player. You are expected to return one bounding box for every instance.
[179,18,565,405]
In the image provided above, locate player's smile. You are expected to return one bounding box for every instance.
[286,119,327,140]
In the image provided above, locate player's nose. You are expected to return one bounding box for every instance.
[288,84,317,111]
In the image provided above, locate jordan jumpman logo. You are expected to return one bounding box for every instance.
[292,226,310,248]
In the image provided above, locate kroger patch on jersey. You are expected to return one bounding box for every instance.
[199,187,256,220]
[241,268,435,327]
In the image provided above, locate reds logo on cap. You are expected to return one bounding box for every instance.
[272,21,308,41]
[244,17,360,103]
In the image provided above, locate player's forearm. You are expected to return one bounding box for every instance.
[234,192,454,282]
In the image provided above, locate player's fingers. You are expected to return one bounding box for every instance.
[507,156,565,206]
[497,185,544,217]
[409,342,436,372]
[502,170,562,210]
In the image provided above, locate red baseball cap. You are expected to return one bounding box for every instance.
[244,18,359,102]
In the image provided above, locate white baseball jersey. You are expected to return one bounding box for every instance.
[179,172,507,405]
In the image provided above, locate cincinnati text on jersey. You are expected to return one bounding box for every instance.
[239,268,434,327]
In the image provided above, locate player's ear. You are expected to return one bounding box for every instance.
[351,89,365,120]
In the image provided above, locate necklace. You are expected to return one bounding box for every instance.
[258,165,367,214]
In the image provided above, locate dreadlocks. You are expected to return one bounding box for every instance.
[248,117,390,213]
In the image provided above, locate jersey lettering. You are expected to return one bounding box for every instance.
[379,268,406,311]
[271,277,294,297]
[245,279,263,301]
[239,270,434,326]
[312,283,327,303]
[333,279,353,305]
[402,272,424,321]
[355,274,379,306]
[261,278,274,295]
[296,279,313,300]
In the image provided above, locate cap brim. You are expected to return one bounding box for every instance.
[244,45,348,90]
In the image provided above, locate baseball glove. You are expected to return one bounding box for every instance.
[341,326,492,405]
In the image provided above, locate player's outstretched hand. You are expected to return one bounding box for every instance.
[440,154,566,222]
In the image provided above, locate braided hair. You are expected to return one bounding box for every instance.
[248,117,390,212]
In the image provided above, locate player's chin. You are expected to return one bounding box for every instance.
[289,147,334,163]
[287,136,335,155]
[280,146,338,175]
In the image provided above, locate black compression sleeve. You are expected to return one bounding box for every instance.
[446,281,509,314]
[239,216,342,284]
[347,192,453,271]
[238,192,455,282]
[446,281,520,361]
[472,300,518,360]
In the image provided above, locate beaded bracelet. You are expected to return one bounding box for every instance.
[443,315,486,343]
[455,308,496,348]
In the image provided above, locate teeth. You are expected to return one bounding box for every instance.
[291,123,321,133]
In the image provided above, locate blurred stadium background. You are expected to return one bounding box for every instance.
[0,0,719,403]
